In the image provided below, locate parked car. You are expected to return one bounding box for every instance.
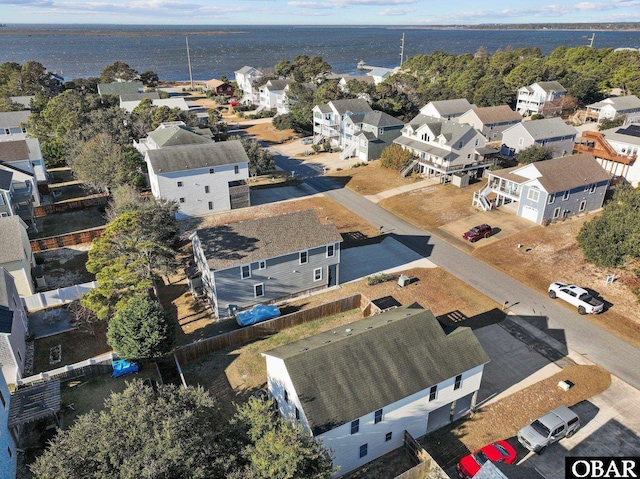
[301,137,313,145]
[456,440,517,478]
[462,224,493,242]
[517,405,580,454]
[548,282,604,314]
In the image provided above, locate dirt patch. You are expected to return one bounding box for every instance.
[327,161,420,195]
[241,121,297,143]
[35,246,95,289]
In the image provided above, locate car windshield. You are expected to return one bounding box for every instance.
[474,451,489,465]
[493,443,510,457]
[531,420,551,437]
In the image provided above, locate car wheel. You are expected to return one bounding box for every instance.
[471,237,477,243]
[566,429,575,438]
[549,290,556,299]
[578,306,586,315]
[537,446,546,455]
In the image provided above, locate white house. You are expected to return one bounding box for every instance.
[262,304,489,477]
[145,140,250,218]
[457,105,522,142]
[515,81,566,117]
[574,124,640,187]
[366,67,396,85]
[258,79,292,114]
[501,118,577,158]
[419,99,475,120]
[312,98,373,147]
[0,138,47,183]
[134,121,213,154]
[234,66,263,105]
[0,111,30,143]
[0,268,29,387]
[0,370,17,479]
[584,95,640,124]
[0,217,35,296]
[118,92,160,112]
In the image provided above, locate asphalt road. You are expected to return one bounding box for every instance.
[271,147,640,391]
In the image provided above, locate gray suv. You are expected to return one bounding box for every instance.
[517,406,580,454]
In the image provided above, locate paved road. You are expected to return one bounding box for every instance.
[270,147,640,391]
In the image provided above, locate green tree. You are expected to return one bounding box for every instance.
[140,70,159,87]
[516,145,554,164]
[232,136,275,175]
[31,381,239,479]
[380,144,414,170]
[577,184,640,268]
[599,116,625,131]
[100,61,139,83]
[107,294,176,361]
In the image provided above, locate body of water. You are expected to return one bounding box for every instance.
[2,24,640,81]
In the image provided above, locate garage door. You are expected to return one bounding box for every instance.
[521,205,539,223]
[426,403,452,433]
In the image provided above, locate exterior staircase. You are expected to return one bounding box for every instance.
[473,184,493,211]
[313,135,326,145]
[400,159,419,178]
[254,104,266,113]
[340,142,357,160]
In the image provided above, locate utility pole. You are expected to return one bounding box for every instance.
[587,33,595,48]
[186,36,194,90]
[399,32,405,66]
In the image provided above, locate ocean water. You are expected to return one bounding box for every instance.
[2,24,640,81]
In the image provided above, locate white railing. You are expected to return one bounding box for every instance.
[400,159,419,177]
[473,184,493,211]
[22,281,98,312]
[340,142,357,160]
[17,352,117,387]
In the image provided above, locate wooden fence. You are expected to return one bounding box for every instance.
[34,193,108,216]
[393,431,449,479]
[175,294,367,365]
[30,225,106,252]
[17,352,117,388]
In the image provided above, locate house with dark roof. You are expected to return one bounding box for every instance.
[457,105,522,142]
[145,140,250,218]
[312,99,373,147]
[501,118,577,159]
[234,66,264,105]
[0,268,29,386]
[394,115,495,180]
[134,121,213,154]
[474,154,610,223]
[584,95,640,124]
[341,110,404,161]
[419,99,475,120]
[574,124,640,187]
[515,81,567,117]
[262,303,489,476]
[0,368,17,479]
[0,111,30,143]
[97,81,143,97]
[190,210,342,318]
[0,217,35,296]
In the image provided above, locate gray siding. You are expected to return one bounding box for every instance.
[540,181,608,224]
[213,244,340,316]
[359,124,403,161]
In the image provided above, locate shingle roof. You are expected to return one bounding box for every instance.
[97,81,143,96]
[534,81,566,93]
[587,95,640,111]
[394,135,451,158]
[264,79,292,91]
[328,98,373,115]
[519,118,577,140]
[119,92,160,102]
[263,304,489,435]
[0,110,30,126]
[235,65,259,75]
[0,140,30,162]
[533,154,611,193]
[147,124,213,148]
[362,110,404,128]
[0,216,27,264]
[147,140,248,174]
[316,104,332,114]
[600,124,640,146]
[195,209,342,271]
[0,169,12,190]
[469,105,522,125]
[423,98,473,117]
[410,115,477,147]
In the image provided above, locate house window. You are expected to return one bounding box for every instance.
[295,408,300,420]
[454,374,463,390]
[241,265,251,279]
[518,137,524,146]
[351,419,360,435]
[314,268,322,282]
[205,185,210,193]
[589,183,596,194]
[177,181,183,187]
[258,260,266,270]
[374,409,383,424]
[359,444,368,458]
[21,127,27,133]
[385,432,393,442]
[7,446,11,458]
[429,385,437,401]
[326,244,335,258]
[4,129,9,135]
[209,168,215,174]
[254,283,264,298]
[527,189,540,202]
[467,153,471,159]
[299,251,308,264]
[579,200,587,212]
[458,141,463,148]
[553,207,561,219]
[179,197,185,203]
[284,390,289,403]
[563,190,570,201]
[208,201,213,210]
[0,390,5,409]
[548,194,555,204]
[234,165,239,174]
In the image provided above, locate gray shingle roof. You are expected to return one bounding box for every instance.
[519,118,577,140]
[147,124,213,148]
[263,304,489,435]
[534,81,566,93]
[0,110,30,126]
[468,105,522,125]
[97,81,143,96]
[147,140,248,174]
[264,79,292,91]
[407,115,477,147]
[316,104,332,114]
[534,154,611,193]
[120,92,160,102]
[0,140,30,162]
[195,209,342,271]
[329,98,373,115]
[0,169,12,190]
[600,124,640,146]
[0,216,27,264]
[424,98,473,117]
[587,95,640,111]
[362,110,403,128]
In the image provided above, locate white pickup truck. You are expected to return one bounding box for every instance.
[548,282,604,315]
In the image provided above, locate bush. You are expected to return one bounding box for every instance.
[273,113,297,130]
[380,144,414,171]
[365,273,394,286]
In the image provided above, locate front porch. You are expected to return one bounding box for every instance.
[473,173,524,211]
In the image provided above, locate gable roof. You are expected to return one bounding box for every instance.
[0,169,12,190]
[0,139,35,162]
[0,161,35,178]
[235,66,262,76]
[0,110,30,127]
[263,304,489,435]
[361,110,404,128]
[534,81,566,93]
[533,154,611,193]
[467,105,522,125]
[421,98,473,117]
[411,115,478,146]
[147,124,213,148]
[516,118,577,140]
[264,79,292,91]
[600,124,640,146]
[587,95,640,111]
[194,209,342,271]
[97,81,143,96]
[0,216,27,264]
[119,92,160,102]
[328,98,373,115]
[205,78,231,89]
[147,140,248,174]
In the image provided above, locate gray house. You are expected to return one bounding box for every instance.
[0,268,29,386]
[457,105,522,142]
[474,154,610,224]
[0,111,30,143]
[501,118,577,158]
[341,110,404,161]
[190,210,342,318]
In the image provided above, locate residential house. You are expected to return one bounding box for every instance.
[474,154,610,224]
[118,92,160,112]
[341,110,404,161]
[366,67,395,85]
[515,81,566,117]
[8,96,34,110]
[574,124,640,187]
[258,79,292,114]
[312,98,373,147]
[145,140,250,218]
[203,78,234,97]
[234,66,263,105]
[0,216,36,296]
[0,167,37,227]
[120,96,190,114]
[0,370,17,479]
[134,121,213,154]
[262,303,489,477]
[97,81,144,97]
[394,115,494,180]
[584,95,640,124]
[0,139,47,183]
[501,118,577,158]
[0,111,30,142]
[0,171,14,218]
[0,268,29,386]
[190,209,342,318]
[457,105,522,142]
[337,75,375,94]
[419,99,474,120]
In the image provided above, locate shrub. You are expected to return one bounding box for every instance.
[365,273,394,286]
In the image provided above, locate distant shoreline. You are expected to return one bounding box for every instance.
[0,30,247,37]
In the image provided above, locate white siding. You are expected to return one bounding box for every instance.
[0,374,17,479]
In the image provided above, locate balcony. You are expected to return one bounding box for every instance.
[418,156,494,174]
[574,131,636,165]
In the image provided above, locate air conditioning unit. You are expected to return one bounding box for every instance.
[398,275,410,287]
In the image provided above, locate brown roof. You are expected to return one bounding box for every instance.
[534,154,611,193]
[471,105,522,125]
[205,78,230,89]
[194,209,343,271]
[0,140,30,162]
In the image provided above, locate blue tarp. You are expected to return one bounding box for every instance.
[112,359,139,378]
[236,304,281,327]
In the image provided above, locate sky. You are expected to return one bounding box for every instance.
[1,0,640,25]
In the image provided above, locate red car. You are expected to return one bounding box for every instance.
[229,101,240,107]
[462,224,493,242]
[456,440,517,479]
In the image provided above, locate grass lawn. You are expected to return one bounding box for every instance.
[249,170,302,188]
[31,206,107,238]
[327,161,420,195]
